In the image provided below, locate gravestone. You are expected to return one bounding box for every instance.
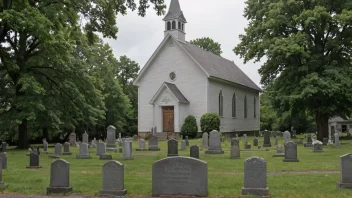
[283,131,291,145]
[337,153,352,188]
[47,159,72,194]
[106,125,117,152]
[202,132,208,149]
[82,132,89,144]
[283,141,299,162]
[263,130,271,147]
[230,138,240,159]
[274,138,278,146]
[205,130,224,154]
[76,142,91,159]
[148,136,160,151]
[313,143,324,152]
[272,145,284,157]
[91,140,97,148]
[0,153,7,169]
[0,142,6,153]
[136,139,147,151]
[190,145,199,159]
[335,133,341,146]
[167,139,178,157]
[185,136,189,146]
[122,139,133,160]
[152,157,207,197]
[26,153,42,169]
[69,133,76,146]
[100,161,127,196]
[181,140,186,151]
[99,153,113,160]
[243,134,251,149]
[253,138,258,147]
[49,143,62,158]
[323,138,328,145]
[241,157,269,197]
[304,135,313,147]
[62,142,72,155]
[96,142,106,156]
[0,158,3,188]
[43,139,48,153]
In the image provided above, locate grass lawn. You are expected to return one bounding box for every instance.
[1,135,352,198]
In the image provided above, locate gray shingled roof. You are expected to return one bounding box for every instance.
[179,41,262,91]
[163,0,187,22]
[164,82,189,103]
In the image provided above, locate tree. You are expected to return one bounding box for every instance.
[234,0,352,140]
[190,37,223,56]
[181,115,198,138]
[0,0,165,148]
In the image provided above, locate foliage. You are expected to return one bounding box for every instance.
[234,0,352,140]
[181,115,198,138]
[190,37,223,56]
[200,113,220,132]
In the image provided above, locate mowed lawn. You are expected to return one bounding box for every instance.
[1,136,352,198]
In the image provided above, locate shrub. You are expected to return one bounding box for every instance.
[181,115,198,138]
[200,113,220,132]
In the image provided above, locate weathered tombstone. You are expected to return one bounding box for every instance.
[136,139,147,151]
[190,145,199,159]
[335,133,341,146]
[76,142,91,159]
[100,161,127,196]
[148,136,160,151]
[96,142,106,156]
[243,134,251,149]
[272,145,285,157]
[99,153,113,160]
[0,158,3,188]
[253,138,258,146]
[205,130,224,154]
[0,142,6,153]
[69,133,76,146]
[230,138,240,159]
[43,139,48,153]
[313,143,324,152]
[274,138,278,146]
[62,142,72,155]
[167,139,178,157]
[304,135,313,147]
[47,159,72,194]
[202,132,208,149]
[122,139,133,160]
[0,153,7,169]
[181,140,187,151]
[241,157,269,197]
[26,153,42,169]
[54,143,62,156]
[82,132,89,144]
[152,157,207,197]
[283,141,299,162]
[263,130,271,147]
[283,131,291,145]
[185,136,189,146]
[106,125,117,152]
[337,153,352,188]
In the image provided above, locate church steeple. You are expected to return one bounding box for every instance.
[163,0,187,41]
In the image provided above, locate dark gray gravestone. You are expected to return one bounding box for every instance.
[241,157,269,197]
[283,131,291,145]
[106,125,117,152]
[69,133,76,146]
[26,153,42,169]
[185,136,189,146]
[0,157,3,188]
[148,136,160,151]
[167,139,178,157]
[62,142,72,155]
[272,145,284,157]
[313,143,324,152]
[180,140,186,151]
[43,139,48,153]
[263,131,271,147]
[47,159,72,194]
[190,145,199,159]
[253,138,258,146]
[283,141,299,162]
[55,143,62,155]
[76,142,91,159]
[82,132,89,144]
[230,138,240,159]
[202,132,208,149]
[122,139,133,160]
[136,139,147,151]
[337,153,352,188]
[100,161,127,196]
[96,142,106,156]
[205,130,224,154]
[304,135,313,147]
[0,142,6,153]
[0,153,6,169]
[152,157,207,197]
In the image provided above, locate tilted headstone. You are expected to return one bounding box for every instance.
[100,161,127,196]
[202,132,208,149]
[337,153,352,189]
[334,133,341,146]
[76,142,91,159]
[272,145,285,157]
[148,136,160,151]
[304,134,313,147]
[69,133,76,146]
[181,140,186,151]
[253,138,258,146]
[185,136,189,146]
[26,153,42,169]
[136,139,147,151]
[167,139,178,157]
[190,145,199,159]
[243,134,251,149]
[283,131,291,145]
[283,141,299,162]
[46,159,72,194]
[106,125,117,152]
[82,132,89,144]
[205,130,224,154]
[62,142,72,155]
[241,157,269,197]
[97,142,106,156]
[122,139,133,160]
[263,130,271,147]
[313,143,324,152]
[230,138,240,159]
[0,153,7,169]
[152,157,208,197]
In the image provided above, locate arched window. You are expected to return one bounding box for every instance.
[167,22,171,30]
[254,97,257,118]
[219,90,223,117]
[178,21,181,30]
[232,92,236,117]
[244,95,247,118]
[182,23,184,31]
[172,21,176,29]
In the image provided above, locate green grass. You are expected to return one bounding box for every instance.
[2,136,352,197]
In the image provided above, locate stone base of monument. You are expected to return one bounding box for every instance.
[48,154,60,159]
[47,186,73,195]
[272,153,284,157]
[99,154,112,160]
[263,144,271,147]
[304,143,313,147]
[337,181,352,189]
[241,187,269,197]
[244,144,251,149]
[283,159,299,162]
[26,165,42,169]
[313,150,324,153]
[100,189,127,197]
[205,149,224,154]
[135,148,147,151]
[76,154,92,159]
[148,147,160,151]
[62,152,72,155]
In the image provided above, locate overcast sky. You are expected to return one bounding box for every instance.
[103,0,262,87]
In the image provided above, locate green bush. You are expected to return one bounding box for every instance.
[200,113,220,132]
[181,115,198,138]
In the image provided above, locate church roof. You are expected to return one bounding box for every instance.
[178,41,262,91]
[149,82,189,104]
[163,0,187,22]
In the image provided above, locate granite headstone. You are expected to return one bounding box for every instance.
[46,159,72,194]
[100,161,127,196]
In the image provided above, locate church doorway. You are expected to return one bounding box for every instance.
[162,106,174,132]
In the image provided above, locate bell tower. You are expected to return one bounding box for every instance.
[163,0,187,41]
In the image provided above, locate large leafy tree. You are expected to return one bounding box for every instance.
[235,0,352,140]
[0,0,165,148]
[190,37,223,56]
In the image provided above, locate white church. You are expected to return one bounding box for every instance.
[134,0,261,136]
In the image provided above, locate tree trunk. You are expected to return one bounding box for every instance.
[42,127,49,141]
[316,112,329,141]
[18,119,29,149]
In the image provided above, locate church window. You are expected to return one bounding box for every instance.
[182,23,184,31]
[254,97,256,118]
[219,90,223,117]
[244,95,247,118]
[169,72,176,81]
[172,21,176,29]
[232,92,236,117]
[178,21,181,30]
[167,22,171,30]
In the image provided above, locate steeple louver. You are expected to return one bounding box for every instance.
[163,0,187,41]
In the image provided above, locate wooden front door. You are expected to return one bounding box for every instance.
[162,106,174,132]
